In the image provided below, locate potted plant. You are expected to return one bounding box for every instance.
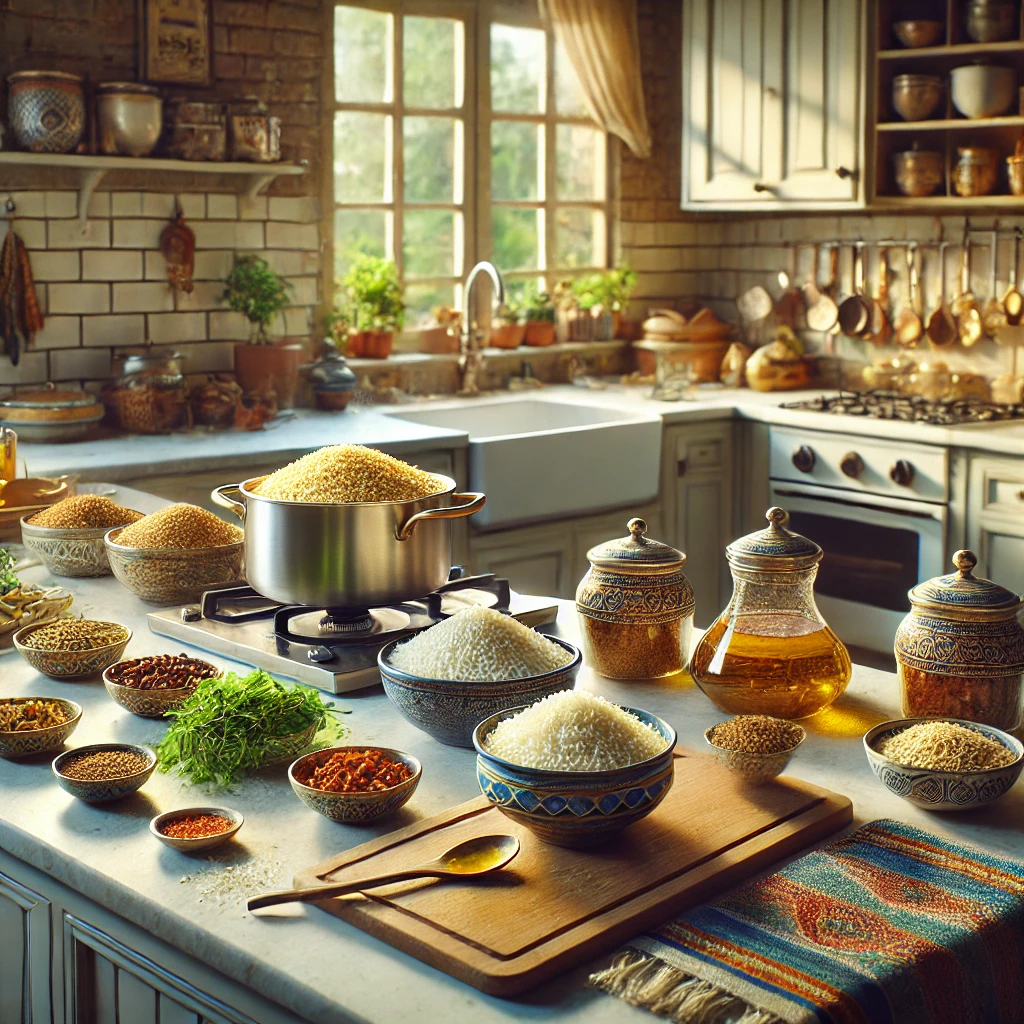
[488,295,526,349]
[223,255,303,406]
[572,265,637,340]
[343,255,404,359]
[523,285,557,347]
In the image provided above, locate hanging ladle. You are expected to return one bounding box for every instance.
[1004,227,1023,326]
[837,242,873,338]
[805,244,839,332]
[926,241,957,348]
[952,223,982,347]
[894,243,923,348]
[983,229,1008,337]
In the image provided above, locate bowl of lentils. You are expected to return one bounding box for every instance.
[13,619,132,680]
[0,697,82,758]
[20,495,144,577]
[704,715,806,784]
[103,653,221,718]
[104,503,243,605]
[149,806,244,852]
[52,742,156,802]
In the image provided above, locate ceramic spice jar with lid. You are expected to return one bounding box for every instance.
[895,550,1024,731]
[575,518,694,679]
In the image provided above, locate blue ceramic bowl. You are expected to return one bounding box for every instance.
[378,635,582,748]
[52,742,156,803]
[473,703,676,848]
[864,717,1024,811]
[288,746,422,823]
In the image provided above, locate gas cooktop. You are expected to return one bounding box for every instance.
[782,390,1024,426]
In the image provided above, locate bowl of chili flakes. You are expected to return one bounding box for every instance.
[287,746,421,823]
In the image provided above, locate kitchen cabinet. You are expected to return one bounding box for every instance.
[967,455,1024,597]
[0,869,52,1024]
[681,0,863,209]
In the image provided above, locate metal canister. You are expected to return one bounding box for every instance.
[228,99,281,163]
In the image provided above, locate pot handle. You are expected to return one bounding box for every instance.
[396,492,486,541]
[211,484,246,521]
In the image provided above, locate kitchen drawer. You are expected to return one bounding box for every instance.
[975,458,1024,516]
[675,434,724,473]
[769,427,947,502]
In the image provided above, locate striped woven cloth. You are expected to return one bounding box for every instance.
[591,819,1024,1024]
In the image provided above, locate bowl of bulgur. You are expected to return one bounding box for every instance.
[104,503,243,605]
[13,619,132,680]
[21,494,145,578]
[864,717,1023,811]
[704,715,806,784]
[0,697,82,758]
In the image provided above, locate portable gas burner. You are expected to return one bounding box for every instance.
[147,568,560,693]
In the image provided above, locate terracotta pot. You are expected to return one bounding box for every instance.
[524,321,556,347]
[418,326,459,355]
[489,324,525,349]
[611,310,623,338]
[233,342,304,408]
[347,330,394,359]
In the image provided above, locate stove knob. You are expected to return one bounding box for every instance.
[890,459,915,487]
[792,445,816,473]
[840,452,864,479]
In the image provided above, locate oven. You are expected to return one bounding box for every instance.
[768,427,949,653]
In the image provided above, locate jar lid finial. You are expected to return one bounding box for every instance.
[627,518,647,543]
[953,549,978,577]
[766,506,789,530]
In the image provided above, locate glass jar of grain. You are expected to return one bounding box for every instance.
[895,550,1024,731]
[575,518,694,679]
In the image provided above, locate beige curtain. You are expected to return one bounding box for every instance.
[540,0,652,159]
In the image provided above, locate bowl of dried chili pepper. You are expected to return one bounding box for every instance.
[287,746,421,823]
[149,806,244,853]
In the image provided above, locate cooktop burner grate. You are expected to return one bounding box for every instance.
[782,390,1024,426]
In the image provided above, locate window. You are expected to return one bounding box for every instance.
[331,2,609,334]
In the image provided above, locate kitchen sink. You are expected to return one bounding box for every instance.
[388,397,662,528]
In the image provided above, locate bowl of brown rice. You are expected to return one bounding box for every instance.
[104,502,243,605]
[864,717,1023,811]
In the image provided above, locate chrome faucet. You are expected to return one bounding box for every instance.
[458,261,505,396]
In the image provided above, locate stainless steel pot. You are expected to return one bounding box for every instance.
[212,475,485,609]
[97,83,162,157]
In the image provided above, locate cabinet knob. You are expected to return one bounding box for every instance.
[753,182,774,193]
[792,445,816,473]
[890,459,915,487]
[841,452,865,479]
[764,86,780,99]
[835,166,855,180]
[1018,488,1024,501]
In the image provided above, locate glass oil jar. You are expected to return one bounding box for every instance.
[689,507,852,719]
[895,550,1024,731]
[576,518,695,679]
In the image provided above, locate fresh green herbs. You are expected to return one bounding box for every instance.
[156,670,347,787]
[0,548,19,596]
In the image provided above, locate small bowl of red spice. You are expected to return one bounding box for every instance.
[288,746,421,823]
[150,806,244,852]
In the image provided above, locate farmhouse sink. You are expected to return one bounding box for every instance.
[388,397,662,528]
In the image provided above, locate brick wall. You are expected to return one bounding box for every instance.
[0,0,324,390]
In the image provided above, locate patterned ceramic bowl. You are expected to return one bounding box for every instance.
[13,621,132,680]
[288,746,422,823]
[0,697,82,758]
[473,704,676,848]
[377,636,582,748]
[864,717,1024,811]
[102,656,220,718]
[149,806,244,853]
[104,527,244,605]
[20,518,115,577]
[52,742,157,803]
[703,723,805,784]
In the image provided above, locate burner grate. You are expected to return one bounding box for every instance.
[783,390,1024,426]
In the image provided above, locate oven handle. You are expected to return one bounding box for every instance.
[770,488,942,522]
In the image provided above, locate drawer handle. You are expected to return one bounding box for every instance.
[677,458,688,477]
[1018,489,1024,501]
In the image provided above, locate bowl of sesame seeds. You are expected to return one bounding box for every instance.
[52,742,156,802]
[704,715,806,784]
[13,618,132,680]
[149,806,244,852]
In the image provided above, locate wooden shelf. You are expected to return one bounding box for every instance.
[878,40,1024,59]
[877,115,1024,132]
[0,152,306,230]
[873,193,1024,207]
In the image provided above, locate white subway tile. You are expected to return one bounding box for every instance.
[48,282,110,315]
[144,250,167,282]
[113,281,174,313]
[208,310,250,340]
[285,276,318,305]
[141,193,176,219]
[9,192,45,217]
[33,316,80,350]
[265,222,318,250]
[268,196,319,223]
[192,250,234,280]
[147,311,207,343]
[238,196,267,220]
[87,192,111,218]
[174,281,224,312]
[0,351,48,384]
[82,314,145,348]
[83,250,144,282]
[113,220,164,249]
[111,192,144,217]
[262,249,315,276]
[206,194,238,219]
[190,222,236,248]
[48,219,110,249]
[29,251,80,282]
[10,220,47,248]
[178,194,206,219]
[45,191,77,218]
[50,347,111,381]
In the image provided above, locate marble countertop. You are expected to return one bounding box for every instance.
[2,485,1022,1024]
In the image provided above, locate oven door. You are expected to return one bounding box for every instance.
[768,481,947,653]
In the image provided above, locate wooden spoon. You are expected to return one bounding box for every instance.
[894,243,923,348]
[926,241,957,348]
[805,244,839,333]
[1003,227,1023,327]
[983,229,1008,338]
[247,835,521,911]
[870,246,893,346]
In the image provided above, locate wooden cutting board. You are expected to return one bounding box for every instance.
[295,748,852,996]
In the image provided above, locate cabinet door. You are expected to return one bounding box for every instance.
[972,528,1024,599]
[470,530,575,599]
[0,871,51,1024]
[683,0,784,204]
[776,0,861,202]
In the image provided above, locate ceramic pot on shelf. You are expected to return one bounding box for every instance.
[6,71,85,154]
[96,83,162,157]
[233,342,305,407]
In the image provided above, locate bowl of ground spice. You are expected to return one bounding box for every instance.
[103,654,221,718]
[21,495,144,578]
[288,746,422,822]
[0,697,82,758]
[149,806,244,852]
[104,503,243,605]
[704,715,806,784]
[13,618,132,680]
[52,742,157,802]
[864,717,1023,811]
